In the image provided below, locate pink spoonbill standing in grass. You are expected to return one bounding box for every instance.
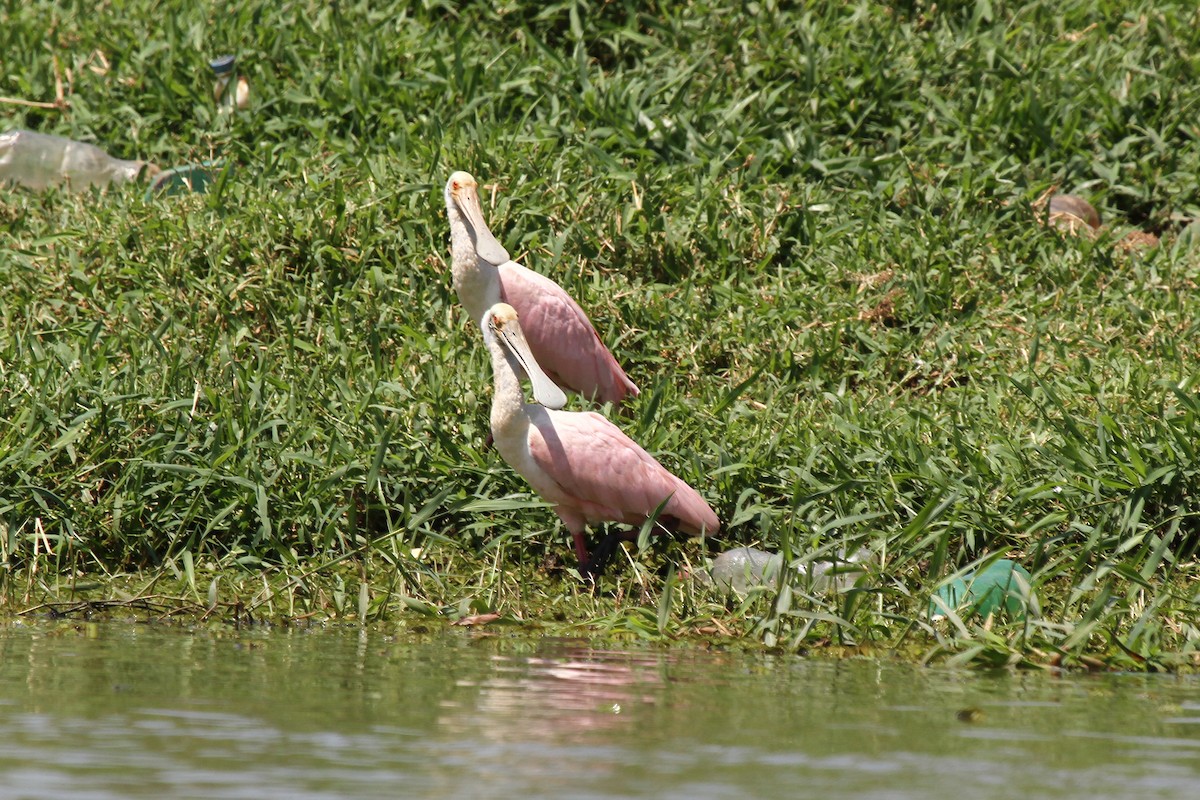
[445,171,639,407]
[482,302,719,577]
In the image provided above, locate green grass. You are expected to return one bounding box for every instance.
[2,0,1198,669]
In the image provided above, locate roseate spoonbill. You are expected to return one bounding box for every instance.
[445,171,639,407]
[482,302,718,576]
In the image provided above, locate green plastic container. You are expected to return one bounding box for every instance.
[928,559,1035,621]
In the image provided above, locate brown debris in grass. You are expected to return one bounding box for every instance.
[858,288,903,326]
[1116,230,1159,251]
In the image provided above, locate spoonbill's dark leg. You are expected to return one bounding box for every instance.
[579,516,686,579]
[580,529,623,579]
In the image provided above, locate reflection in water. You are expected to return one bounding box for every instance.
[0,623,1196,800]
[431,644,706,796]
[443,644,672,741]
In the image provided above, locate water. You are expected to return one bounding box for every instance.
[0,622,1196,799]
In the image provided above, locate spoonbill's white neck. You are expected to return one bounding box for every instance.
[445,172,510,325]
[484,322,531,445]
[447,204,499,322]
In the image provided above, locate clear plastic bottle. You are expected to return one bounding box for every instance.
[0,130,158,191]
[707,546,873,594]
[709,547,780,593]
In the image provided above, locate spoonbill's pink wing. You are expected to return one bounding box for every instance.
[498,261,639,405]
[526,408,719,537]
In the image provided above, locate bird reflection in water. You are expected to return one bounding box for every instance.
[437,644,679,742]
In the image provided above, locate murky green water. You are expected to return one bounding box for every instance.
[0,622,1196,799]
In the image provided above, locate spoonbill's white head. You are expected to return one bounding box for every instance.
[446,171,510,266]
[485,303,568,410]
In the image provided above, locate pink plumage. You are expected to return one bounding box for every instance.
[498,262,639,407]
[524,407,720,566]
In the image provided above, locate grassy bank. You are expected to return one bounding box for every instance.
[2,0,1198,669]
